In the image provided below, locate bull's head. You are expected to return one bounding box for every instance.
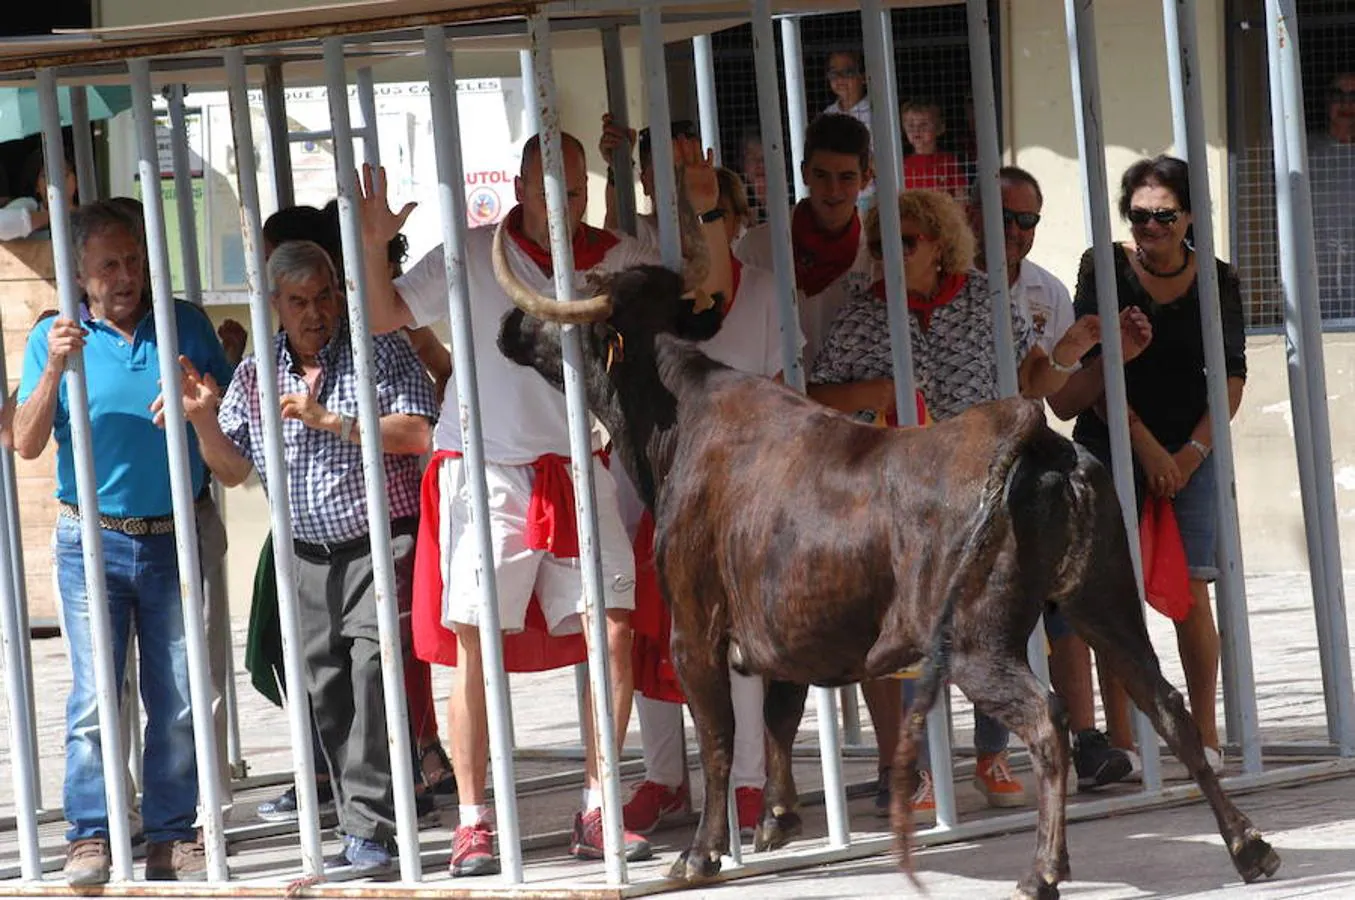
[496,219,723,507]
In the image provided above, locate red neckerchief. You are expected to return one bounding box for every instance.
[872,272,968,331]
[791,201,861,297]
[504,205,620,276]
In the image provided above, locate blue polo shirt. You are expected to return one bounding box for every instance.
[18,299,233,518]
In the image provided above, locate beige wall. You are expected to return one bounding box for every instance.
[1003,0,1230,289]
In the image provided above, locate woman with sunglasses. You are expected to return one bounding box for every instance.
[808,189,1106,820]
[1050,154,1248,778]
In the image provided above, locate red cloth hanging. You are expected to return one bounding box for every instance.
[1139,495,1195,622]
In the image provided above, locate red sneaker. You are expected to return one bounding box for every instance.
[973,751,1027,809]
[735,787,763,838]
[622,780,689,834]
[570,808,653,862]
[449,823,499,877]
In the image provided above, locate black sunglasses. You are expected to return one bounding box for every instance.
[1002,209,1041,231]
[1127,207,1181,226]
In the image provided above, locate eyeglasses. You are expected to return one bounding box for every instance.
[1002,209,1041,231]
[1127,207,1181,226]
[901,234,932,254]
[827,67,862,80]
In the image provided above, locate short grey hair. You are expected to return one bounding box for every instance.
[267,240,338,297]
[70,201,143,275]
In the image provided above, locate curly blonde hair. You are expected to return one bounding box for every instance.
[864,189,976,278]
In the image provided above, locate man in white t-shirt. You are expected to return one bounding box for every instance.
[355,132,730,877]
[735,113,876,369]
[972,165,1134,791]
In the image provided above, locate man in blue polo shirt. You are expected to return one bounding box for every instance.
[12,199,232,886]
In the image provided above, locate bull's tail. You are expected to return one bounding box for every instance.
[893,405,1040,878]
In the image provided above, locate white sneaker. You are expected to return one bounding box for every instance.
[1204,746,1225,775]
[1123,749,1143,783]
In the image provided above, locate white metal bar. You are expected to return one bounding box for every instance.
[38,66,135,883]
[322,37,422,879]
[528,13,630,883]
[780,17,809,203]
[69,86,99,205]
[262,61,295,210]
[1263,0,1355,755]
[600,25,638,237]
[751,0,849,848]
[1062,0,1164,791]
[356,66,382,168]
[167,85,204,307]
[1161,0,1190,157]
[425,26,527,882]
[129,59,229,881]
[692,34,721,167]
[519,49,542,134]
[224,47,324,877]
[640,7,681,270]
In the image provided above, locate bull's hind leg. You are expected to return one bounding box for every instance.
[668,631,735,881]
[952,653,1069,900]
[1075,610,1281,883]
[755,679,808,851]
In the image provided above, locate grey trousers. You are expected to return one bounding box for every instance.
[294,522,415,843]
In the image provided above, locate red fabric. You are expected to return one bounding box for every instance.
[412,450,587,672]
[871,272,968,332]
[404,657,439,743]
[504,204,620,276]
[630,511,685,703]
[525,454,582,557]
[903,153,968,197]
[727,257,743,315]
[1139,496,1194,622]
[791,201,862,297]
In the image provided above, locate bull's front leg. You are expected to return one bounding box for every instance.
[668,631,735,881]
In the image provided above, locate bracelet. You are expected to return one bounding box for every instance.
[1188,438,1210,461]
[1047,352,1081,375]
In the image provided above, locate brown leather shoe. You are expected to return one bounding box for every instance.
[145,837,206,881]
[64,837,110,886]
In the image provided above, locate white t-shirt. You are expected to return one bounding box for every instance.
[0,198,38,242]
[823,96,873,143]
[395,225,653,464]
[1010,258,1075,355]
[734,222,875,368]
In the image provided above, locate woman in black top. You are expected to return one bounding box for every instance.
[1050,155,1247,776]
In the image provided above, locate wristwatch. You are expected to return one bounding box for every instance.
[339,415,356,443]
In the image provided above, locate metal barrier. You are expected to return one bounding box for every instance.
[0,0,1350,895]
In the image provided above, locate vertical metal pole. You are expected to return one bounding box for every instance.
[519,49,541,134]
[1165,0,1263,775]
[528,13,628,882]
[1265,0,1355,755]
[600,25,638,237]
[129,59,228,881]
[641,7,682,269]
[70,86,99,204]
[167,85,204,307]
[425,27,526,882]
[862,0,958,830]
[356,66,382,168]
[225,48,324,877]
[780,17,810,203]
[1162,0,1190,157]
[880,11,904,193]
[1063,0,1163,791]
[223,642,244,777]
[692,34,722,167]
[322,38,422,879]
[262,61,295,210]
[753,0,849,848]
[38,66,134,882]
[0,426,40,878]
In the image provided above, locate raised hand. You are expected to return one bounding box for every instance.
[1050,315,1100,369]
[152,355,220,428]
[676,135,720,215]
[1119,306,1153,362]
[598,113,636,164]
[358,163,417,249]
[217,318,247,367]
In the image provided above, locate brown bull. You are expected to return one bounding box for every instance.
[492,232,1280,899]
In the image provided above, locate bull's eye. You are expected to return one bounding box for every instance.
[604,327,626,374]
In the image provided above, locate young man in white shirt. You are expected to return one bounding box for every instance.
[356,131,730,876]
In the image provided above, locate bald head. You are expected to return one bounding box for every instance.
[515,131,590,247]
[519,132,588,179]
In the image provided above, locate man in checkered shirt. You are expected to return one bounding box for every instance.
[179,239,439,877]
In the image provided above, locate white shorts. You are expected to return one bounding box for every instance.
[439,455,636,636]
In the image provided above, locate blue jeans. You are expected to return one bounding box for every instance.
[57,517,199,843]
[901,679,1009,771]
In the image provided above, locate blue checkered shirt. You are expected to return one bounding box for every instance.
[216,321,439,544]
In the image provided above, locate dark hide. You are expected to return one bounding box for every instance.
[497,266,1280,899]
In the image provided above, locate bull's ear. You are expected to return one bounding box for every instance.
[674,302,723,343]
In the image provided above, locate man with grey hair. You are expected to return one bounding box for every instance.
[175,239,438,877]
[13,199,233,885]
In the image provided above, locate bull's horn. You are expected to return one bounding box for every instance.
[491,219,613,324]
[677,188,711,293]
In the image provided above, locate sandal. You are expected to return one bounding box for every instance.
[418,741,457,796]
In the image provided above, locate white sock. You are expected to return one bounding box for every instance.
[583,787,604,812]
[458,804,490,828]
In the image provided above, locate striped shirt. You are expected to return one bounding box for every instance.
[217,322,438,543]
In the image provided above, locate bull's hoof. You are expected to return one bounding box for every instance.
[667,849,723,882]
[753,809,803,852]
[1010,875,1060,900]
[1231,829,1281,883]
